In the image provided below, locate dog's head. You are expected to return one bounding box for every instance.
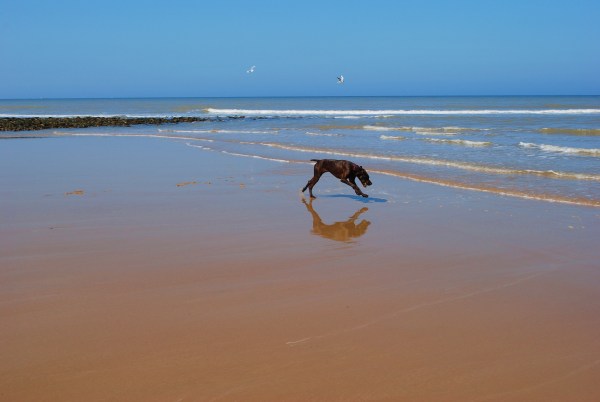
[357,167,372,188]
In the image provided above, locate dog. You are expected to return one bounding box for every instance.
[302,159,372,198]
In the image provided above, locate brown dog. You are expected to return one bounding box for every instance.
[302,159,372,198]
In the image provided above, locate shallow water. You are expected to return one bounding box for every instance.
[2,96,599,206]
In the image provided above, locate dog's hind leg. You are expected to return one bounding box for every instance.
[302,160,324,198]
[303,169,323,198]
[303,173,322,198]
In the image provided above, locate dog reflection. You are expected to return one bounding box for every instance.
[302,198,371,242]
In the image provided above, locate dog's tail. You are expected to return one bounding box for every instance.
[310,159,320,162]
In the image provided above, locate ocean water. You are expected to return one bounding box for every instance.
[2,96,599,206]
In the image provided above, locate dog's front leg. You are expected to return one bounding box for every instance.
[342,178,368,198]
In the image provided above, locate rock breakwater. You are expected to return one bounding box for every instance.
[0,116,219,131]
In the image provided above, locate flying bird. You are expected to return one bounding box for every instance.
[337,75,344,84]
[246,65,256,74]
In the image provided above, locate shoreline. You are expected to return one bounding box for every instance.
[2,135,600,401]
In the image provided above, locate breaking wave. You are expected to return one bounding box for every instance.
[380,135,407,141]
[519,142,600,156]
[205,108,600,117]
[424,138,493,147]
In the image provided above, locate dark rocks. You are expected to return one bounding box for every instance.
[0,116,213,132]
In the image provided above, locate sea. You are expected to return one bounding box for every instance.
[2,96,599,207]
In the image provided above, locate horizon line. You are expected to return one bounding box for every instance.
[2,94,600,101]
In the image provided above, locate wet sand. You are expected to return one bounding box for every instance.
[2,136,600,401]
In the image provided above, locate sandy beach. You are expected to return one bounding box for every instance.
[2,135,600,401]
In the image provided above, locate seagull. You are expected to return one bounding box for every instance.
[246,65,256,74]
[337,75,344,84]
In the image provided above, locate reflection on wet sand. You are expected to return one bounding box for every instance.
[302,198,371,242]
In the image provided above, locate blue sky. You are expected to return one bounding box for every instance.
[1,0,599,98]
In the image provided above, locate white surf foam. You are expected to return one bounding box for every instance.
[305,131,343,137]
[414,131,457,136]
[206,108,600,116]
[519,142,600,156]
[380,135,406,141]
[425,138,492,147]
[363,125,402,131]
